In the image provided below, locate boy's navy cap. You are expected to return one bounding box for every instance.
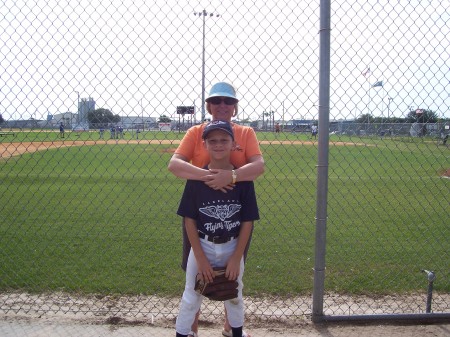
[202,120,234,140]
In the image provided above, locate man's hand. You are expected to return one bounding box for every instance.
[204,169,234,192]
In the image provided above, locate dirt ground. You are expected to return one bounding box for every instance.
[1,313,449,337]
[1,292,449,337]
[0,138,368,159]
[1,139,449,177]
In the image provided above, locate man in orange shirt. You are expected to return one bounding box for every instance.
[168,82,264,337]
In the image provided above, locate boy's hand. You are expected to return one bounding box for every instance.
[196,256,214,283]
[225,256,241,280]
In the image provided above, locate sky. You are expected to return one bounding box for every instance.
[1,0,449,122]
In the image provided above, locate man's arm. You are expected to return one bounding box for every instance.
[168,154,210,181]
[234,154,265,182]
[205,154,265,190]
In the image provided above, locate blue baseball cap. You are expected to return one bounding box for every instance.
[202,120,234,140]
[205,82,239,102]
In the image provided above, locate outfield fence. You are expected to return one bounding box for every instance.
[0,0,449,331]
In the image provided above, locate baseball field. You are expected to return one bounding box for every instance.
[0,129,448,298]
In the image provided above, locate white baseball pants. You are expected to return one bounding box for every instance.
[175,238,245,335]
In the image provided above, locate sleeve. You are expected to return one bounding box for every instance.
[239,181,260,222]
[177,180,199,219]
[245,127,262,159]
[174,126,200,160]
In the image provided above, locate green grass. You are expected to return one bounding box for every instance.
[0,131,448,297]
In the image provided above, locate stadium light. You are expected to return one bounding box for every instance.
[75,91,80,124]
[193,9,220,122]
[387,97,393,120]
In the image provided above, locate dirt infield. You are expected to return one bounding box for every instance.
[0,140,177,159]
[1,139,448,177]
[0,139,367,159]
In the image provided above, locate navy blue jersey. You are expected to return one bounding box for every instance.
[177,180,259,238]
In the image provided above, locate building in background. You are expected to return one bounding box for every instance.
[46,112,77,129]
[119,116,157,130]
[73,97,95,131]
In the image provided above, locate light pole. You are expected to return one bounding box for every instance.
[193,9,220,122]
[139,99,144,131]
[75,91,80,125]
[387,97,393,120]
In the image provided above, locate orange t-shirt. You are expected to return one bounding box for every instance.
[175,123,262,168]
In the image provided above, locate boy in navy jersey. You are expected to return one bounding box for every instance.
[175,121,259,337]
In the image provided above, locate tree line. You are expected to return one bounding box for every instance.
[356,109,441,124]
[85,108,445,129]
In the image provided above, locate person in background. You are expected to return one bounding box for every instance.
[59,122,65,138]
[168,82,264,337]
[275,122,280,134]
[311,124,318,139]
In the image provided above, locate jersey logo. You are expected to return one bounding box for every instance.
[232,144,243,152]
[199,204,241,221]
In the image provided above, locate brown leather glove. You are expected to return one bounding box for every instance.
[194,267,238,301]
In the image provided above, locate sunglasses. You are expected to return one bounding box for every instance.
[206,138,232,146]
[207,97,238,105]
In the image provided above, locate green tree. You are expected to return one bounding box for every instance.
[158,115,171,123]
[356,113,375,123]
[239,117,252,124]
[87,108,120,128]
[405,109,438,123]
[0,114,4,124]
[262,111,275,130]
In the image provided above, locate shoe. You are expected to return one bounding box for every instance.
[222,329,250,337]
[188,332,198,337]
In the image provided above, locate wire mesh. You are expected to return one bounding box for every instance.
[0,0,449,332]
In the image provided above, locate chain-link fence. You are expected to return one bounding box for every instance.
[1,0,449,333]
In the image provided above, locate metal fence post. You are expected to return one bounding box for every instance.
[312,0,331,323]
[422,270,436,313]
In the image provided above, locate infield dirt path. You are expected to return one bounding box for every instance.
[2,139,448,177]
[0,139,368,159]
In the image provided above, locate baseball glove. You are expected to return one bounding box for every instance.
[194,267,238,301]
